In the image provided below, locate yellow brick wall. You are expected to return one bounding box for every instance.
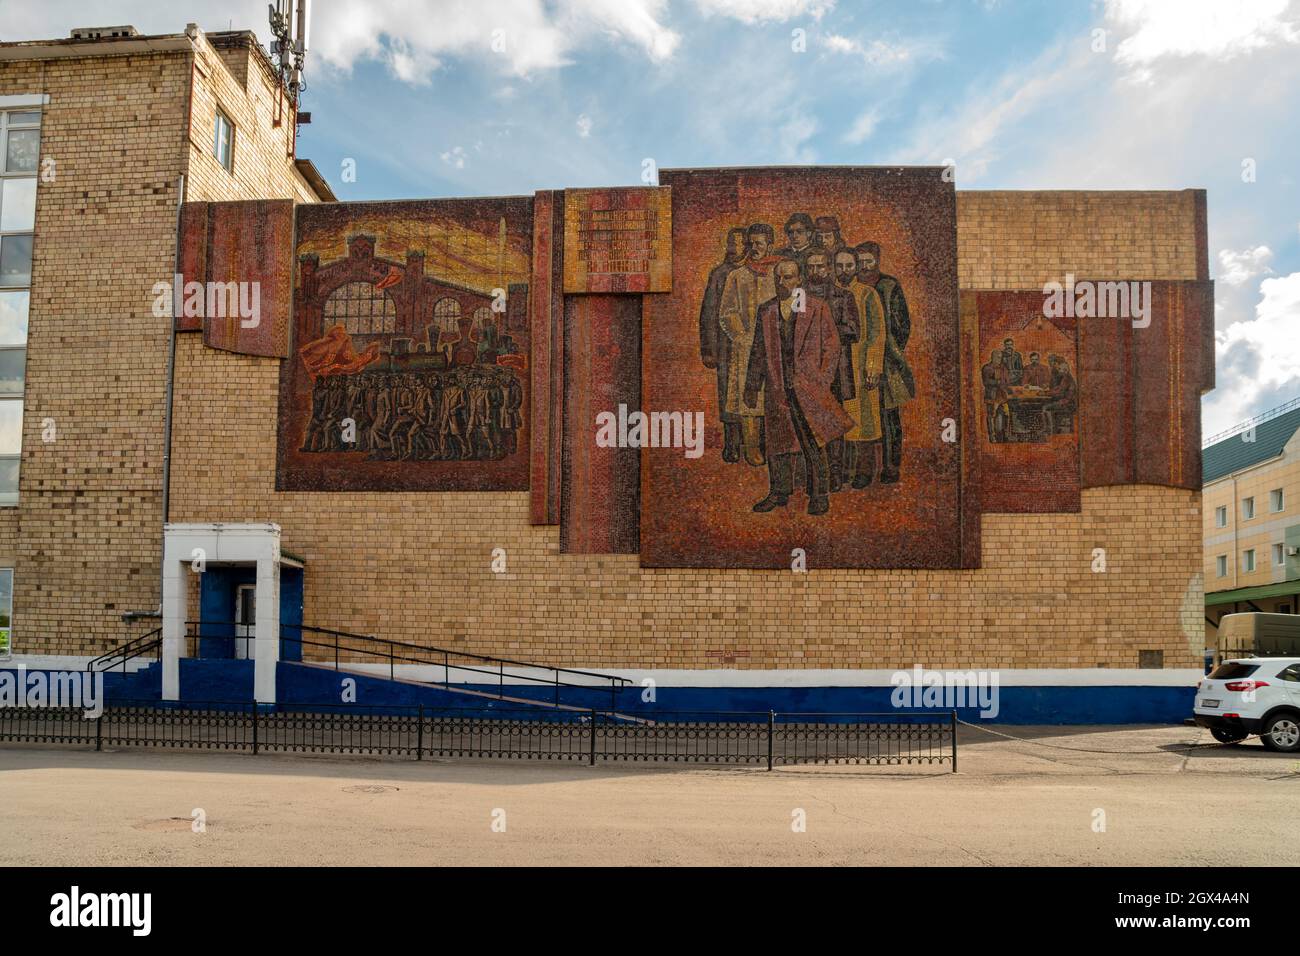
[0,32,317,656]
[0,50,190,656]
[167,333,1204,669]
[165,180,1212,672]
[185,33,315,205]
[957,190,1203,287]
[0,40,1208,666]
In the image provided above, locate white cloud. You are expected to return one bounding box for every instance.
[440,146,467,169]
[822,32,938,68]
[1218,245,1275,285]
[692,0,835,23]
[777,115,819,163]
[1107,0,1299,77]
[1210,271,1300,426]
[844,108,880,144]
[1,0,681,81]
[307,0,680,80]
[576,114,593,138]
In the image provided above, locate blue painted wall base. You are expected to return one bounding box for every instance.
[271,662,1196,724]
[7,658,1192,723]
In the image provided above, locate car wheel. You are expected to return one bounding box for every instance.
[1210,727,1247,744]
[1261,713,1300,753]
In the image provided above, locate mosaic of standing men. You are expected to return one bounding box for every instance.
[698,213,914,516]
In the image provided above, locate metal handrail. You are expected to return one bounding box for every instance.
[86,627,162,673]
[184,620,632,709]
[1203,395,1300,447]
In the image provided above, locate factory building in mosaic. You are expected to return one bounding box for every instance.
[0,24,1216,719]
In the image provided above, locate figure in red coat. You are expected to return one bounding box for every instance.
[743,258,852,516]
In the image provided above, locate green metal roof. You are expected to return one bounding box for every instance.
[1205,580,1300,606]
[1203,406,1300,483]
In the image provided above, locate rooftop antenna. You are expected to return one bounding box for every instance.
[268,0,309,107]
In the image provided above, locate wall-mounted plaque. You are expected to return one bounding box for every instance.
[563,187,671,293]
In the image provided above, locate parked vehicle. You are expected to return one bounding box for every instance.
[1193,657,1300,751]
[1214,612,1300,663]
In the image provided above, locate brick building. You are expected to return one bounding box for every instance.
[1203,401,1300,645]
[0,24,1215,721]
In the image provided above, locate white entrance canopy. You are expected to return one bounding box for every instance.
[162,523,285,703]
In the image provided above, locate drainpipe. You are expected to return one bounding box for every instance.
[1231,475,1239,589]
[121,173,185,626]
[161,175,185,573]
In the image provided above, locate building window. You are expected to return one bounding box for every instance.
[1270,488,1285,512]
[1242,497,1255,520]
[322,281,395,335]
[1243,549,1256,573]
[0,568,11,656]
[0,108,37,508]
[213,108,235,173]
[1215,505,1227,528]
[1274,543,1285,566]
[1280,604,1293,615]
[1216,554,1227,578]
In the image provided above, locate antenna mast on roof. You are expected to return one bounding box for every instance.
[268,0,310,107]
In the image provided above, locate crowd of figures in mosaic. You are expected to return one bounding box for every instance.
[979,334,1077,444]
[300,365,524,461]
[698,213,914,516]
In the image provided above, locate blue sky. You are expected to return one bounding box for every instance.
[5,0,1300,436]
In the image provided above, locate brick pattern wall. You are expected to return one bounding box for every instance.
[160,187,1210,671]
[0,41,1208,666]
[167,333,1204,669]
[0,51,189,655]
[1,31,318,656]
[185,33,315,205]
[957,190,1204,288]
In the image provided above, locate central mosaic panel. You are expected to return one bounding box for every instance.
[641,167,968,568]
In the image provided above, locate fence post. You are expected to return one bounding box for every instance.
[589,709,597,766]
[950,710,957,773]
[95,711,102,752]
[767,711,774,771]
[417,704,424,761]
[252,701,259,756]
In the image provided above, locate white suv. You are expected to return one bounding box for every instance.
[1194,657,1300,752]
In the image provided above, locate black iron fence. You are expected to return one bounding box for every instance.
[0,701,956,771]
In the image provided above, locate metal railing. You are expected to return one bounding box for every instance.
[0,701,958,771]
[184,621,634,712]
[86,627,162,674]
[1203,395,1300,447]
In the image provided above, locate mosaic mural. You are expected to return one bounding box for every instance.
[176,172,1215,567]
[276,199,532,491]
[962,291,1080,514]
[641,167,970,569]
